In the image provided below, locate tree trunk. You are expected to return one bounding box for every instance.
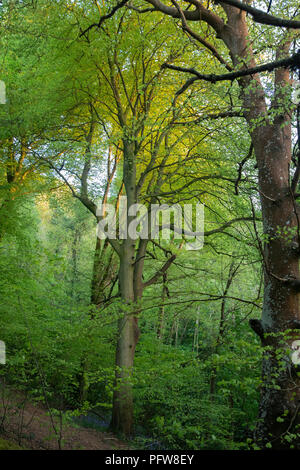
[111,239,140,436]
[157,273,167,340]
[139,0,300,449]
[111,314,140,435]
[218,7,300,448]
[77,232,118,404]
[90,238,115,307]
[250,122,300,449]
[111,140,141,436]
[71,229,80,299]
[210,262,238,399]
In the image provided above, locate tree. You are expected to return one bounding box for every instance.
[0,0,79,240]
[119,0,300,448]
[42,4,255,435]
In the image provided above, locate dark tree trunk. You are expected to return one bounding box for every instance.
[250,122,300,448]
[218,7,300,448]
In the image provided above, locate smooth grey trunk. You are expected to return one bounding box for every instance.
[111,141,141,436]
[111,238,140,436]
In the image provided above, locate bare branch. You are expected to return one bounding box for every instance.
[143,254,176,288]
[162,51,300,84]
[171,0,232,71]
[145,0,225,34]
[235,143,253,195]
[204,216,257,237]
[79,0,129,38]
[174,110,244,125]
[215,0,300,29]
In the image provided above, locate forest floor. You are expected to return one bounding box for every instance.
[0,389,130,450]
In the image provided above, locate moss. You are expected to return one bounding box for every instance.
[0,437,24,450]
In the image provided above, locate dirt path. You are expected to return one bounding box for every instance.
[0,390,130,450]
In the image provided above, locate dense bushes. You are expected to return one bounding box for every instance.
[133,333,261,449]
[0,194,263,449]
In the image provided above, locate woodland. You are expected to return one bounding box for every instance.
[0,0,300,451]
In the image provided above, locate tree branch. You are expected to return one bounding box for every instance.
[235,143,253,195]
[171,0,232,71]
[204,216,257,237]
[162,51,300,84]
[214,0,300,29]
[174,110,244,125]
[79,0,129,37]
[145,0,225,34]
[143,254,176,288]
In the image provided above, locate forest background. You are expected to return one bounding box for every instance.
[0,0,300,450]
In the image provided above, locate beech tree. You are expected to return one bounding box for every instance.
[74,0,300,447]
[48,14,204,435]
[38,4,256,435]
[119,0,300,448]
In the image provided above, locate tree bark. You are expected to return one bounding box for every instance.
[222,8,300,449]
[157,273,167,340]
[111,141,141,436]
[111,238,140,436]
[250,121,300,448]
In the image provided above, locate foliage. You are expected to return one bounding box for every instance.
[0,0,298,450]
